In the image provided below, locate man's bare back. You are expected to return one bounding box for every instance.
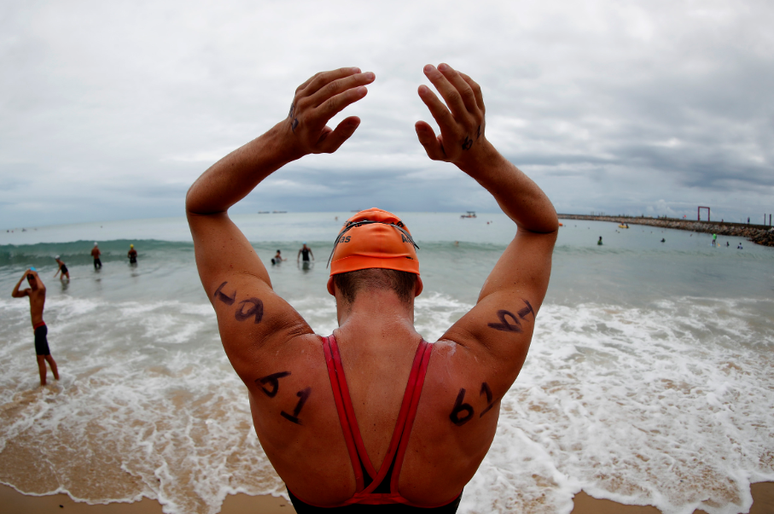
[91,243,102,269]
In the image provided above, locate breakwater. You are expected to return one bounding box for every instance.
[558,214,774,247]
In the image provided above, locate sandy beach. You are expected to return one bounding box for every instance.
[3,482,773,514]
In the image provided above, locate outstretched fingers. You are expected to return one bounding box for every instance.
[459,72,485,114]
[416,63,486,163]
[417,83,456,136]
[289,67,375,154]
[426,64,481,122]
[415,120,445,161]
[314,81,370,124]
[435,64,479,118]
[295,67,362,99]
[318,116,362,154]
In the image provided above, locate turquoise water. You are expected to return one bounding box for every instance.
[0,214,772,514]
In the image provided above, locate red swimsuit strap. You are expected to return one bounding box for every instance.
[322,335,366,491]
[390,339,432,492]
[323,334,433,502]
[33,321,46,330]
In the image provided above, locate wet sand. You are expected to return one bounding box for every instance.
[2,482,773,513]
[572,482,774,513]
[0,484,293,513]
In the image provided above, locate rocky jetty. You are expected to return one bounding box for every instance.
[558,214,774,247]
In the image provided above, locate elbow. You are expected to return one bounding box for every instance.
[524,217,560,236]
[185,184,227,218]
[184,186,199,217]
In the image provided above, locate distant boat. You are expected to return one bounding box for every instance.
[461,211,477,219]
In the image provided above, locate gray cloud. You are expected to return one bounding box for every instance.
[1,0,772,230]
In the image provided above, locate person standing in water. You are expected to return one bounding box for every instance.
[53,256,70,280]
[91,243,102,269]
[297,243,314,264]
[186,64,557,511]
[11,268,60,386]
[598,236,603,245]
[128,244,138,264]
[272,250,285,265]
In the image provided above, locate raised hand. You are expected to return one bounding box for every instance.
[415,63,489,167]
[286,67,376,156]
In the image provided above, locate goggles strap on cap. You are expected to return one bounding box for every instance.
[326,220,420,269]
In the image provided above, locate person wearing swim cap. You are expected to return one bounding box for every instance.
[128,244,138,264]
[91,242,102,269]
[12,268,60,386]
[186,64,557,512]
[54,256,70,280]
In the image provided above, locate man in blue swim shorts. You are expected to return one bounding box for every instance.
[12,268,60,386]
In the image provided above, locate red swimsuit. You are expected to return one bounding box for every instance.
[287,335,462,512]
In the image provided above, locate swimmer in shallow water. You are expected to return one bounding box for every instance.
[11,269,60,386]
[297,243,314,263]
[186,64,558,512]
[91,243,102,269]
[271,249,285,265]
[54,256,69,280]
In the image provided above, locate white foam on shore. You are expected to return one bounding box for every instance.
[463,299,774,514]
[1,294,772,514]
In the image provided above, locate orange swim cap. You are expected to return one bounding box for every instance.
[328,208,420,276]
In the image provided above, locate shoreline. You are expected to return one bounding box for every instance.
[558,214,774,247]
[3,482,772,514]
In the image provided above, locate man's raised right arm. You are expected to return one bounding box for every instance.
[11,271,30,298]
[185,67,375,381]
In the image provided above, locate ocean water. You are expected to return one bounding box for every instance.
[1,213,773,514]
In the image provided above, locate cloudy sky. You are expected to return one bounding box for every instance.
[2,0,772,230]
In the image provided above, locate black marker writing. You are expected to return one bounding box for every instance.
[281,387,311,425]
[462,136,473,151]
[214,281,236,306]
[517,300,535,321]
[257,371,290,398]
[235,298,264,324]
[449,388,474,426]
[288,103,299,132]
[480,382,495,417]
[487,310,522,333]
[476,125,482,139]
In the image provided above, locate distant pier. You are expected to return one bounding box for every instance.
[558,214,774,247]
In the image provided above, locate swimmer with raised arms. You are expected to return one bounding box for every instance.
[11,268,60,386]
[186,64,557,511]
